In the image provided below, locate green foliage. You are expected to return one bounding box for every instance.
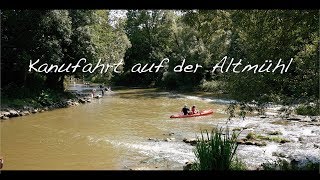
[226,103,236,120]
[200,80,226,92]
[258,136,289,143]
[246,132,256,140]
[296,104,320,116]
[230,157,247,170]
[121,10,176,87]
[1,97,42,108]
[89,10,131,83]
[1,89,75,108]
[192,127,240,170]
[2,10,318,109]
[226,10,319,105]
[225,102,255,120]
[37,89,66,106]
[245,132,289,143]
[2,10,129,97]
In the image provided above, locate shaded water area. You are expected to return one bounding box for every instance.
[1,88,230,170]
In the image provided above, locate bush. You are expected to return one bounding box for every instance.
[296,104,320,116]
[200,80,226,93]
[246,132,256,140]
[230,157,247,170]
[37,89,76,106]
[191,127,242,170]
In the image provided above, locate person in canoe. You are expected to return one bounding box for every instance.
[191,105,199,114]
[181,105,190,115]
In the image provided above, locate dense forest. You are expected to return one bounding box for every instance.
[1,10,319,111]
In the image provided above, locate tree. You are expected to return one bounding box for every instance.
[1,10,130,96]
[226,10,319,105]
[121,10,176,86]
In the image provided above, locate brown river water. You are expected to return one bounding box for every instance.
[1,88,231,170]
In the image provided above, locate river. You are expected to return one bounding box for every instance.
[1,88,230,170]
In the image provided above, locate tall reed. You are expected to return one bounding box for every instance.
[192,127,240,170]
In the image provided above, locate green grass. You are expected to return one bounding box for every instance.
[245,132,289,143]
[296,104,320,116]
[246,132,256,140]
[230,157,247,170]
[256,135,290,143]
[191,127,243,170]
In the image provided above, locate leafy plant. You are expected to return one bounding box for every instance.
[192,127,241,170]
[296,104,320,116]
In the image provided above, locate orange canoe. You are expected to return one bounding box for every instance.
[170,109,213,118]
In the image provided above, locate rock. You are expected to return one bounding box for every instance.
[183,138,197,145]
[307,123,320,126]
[44,107,49,111]
[260,116,267,119]
[236,139,246,144]
[314,144,320,148]
[163,132,174,136]
[9,110,19,117]
[271,120,289,125]
[22,111,30,116]
[164,137,175,141]
[280,139,290,143]
[1,116,9,120]
[272,152,287,158]
[300,118,311,122]
[31,109,38,113]
[255,141,267,146]
[244,123,257,129]
[148,138,159,142]
[287,117,301,121]
[245,141,255,145]
[267,131,282,135]
[183,162,193,171]
[23,106,32,110]
[19,112,25,116]
[311,130,320,135]
[233,127,242,131]
[79,98,86,104]
[1,111,10,117]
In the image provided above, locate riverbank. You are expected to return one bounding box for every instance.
[0,92,95,120]
[212,112,320,170]
[129,106,320,171]
[0,86,226,120]
[1,88,319,170]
